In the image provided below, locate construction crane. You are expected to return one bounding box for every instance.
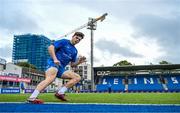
[59,13,108,38]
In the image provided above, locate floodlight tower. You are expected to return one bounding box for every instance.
[87,13,108,91]
[87,18,96,91]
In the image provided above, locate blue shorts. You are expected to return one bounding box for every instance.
[46,59,65,78]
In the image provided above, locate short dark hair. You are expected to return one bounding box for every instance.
[73,32,84,39]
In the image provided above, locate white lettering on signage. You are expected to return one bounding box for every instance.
[134,78,137,84]
[171,77,178,84]
[102,78,107,84]
[144,78,154,84]
[114,78,118,84]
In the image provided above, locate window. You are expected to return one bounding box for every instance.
[84,66,87,70]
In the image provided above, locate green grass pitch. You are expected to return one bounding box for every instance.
[0,93,180,104]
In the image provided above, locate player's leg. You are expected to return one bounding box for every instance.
[62,71,81,87]
[36,67,58,91]
[55,70,81,101]
[27,67,58,103]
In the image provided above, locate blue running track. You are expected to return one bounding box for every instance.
[0,103,180,113]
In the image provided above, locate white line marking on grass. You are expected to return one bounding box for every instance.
[0,102,180,106]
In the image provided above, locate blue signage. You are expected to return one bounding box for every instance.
[0,88,20,94]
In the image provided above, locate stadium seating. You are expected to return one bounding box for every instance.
[163,74,180,92]
[96,74,180,92]
[96,75,125,92]
[127,75,164,92]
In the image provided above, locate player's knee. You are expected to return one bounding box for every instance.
[77,75,81,82]
[44,78,54,84]
[74,75,81,83]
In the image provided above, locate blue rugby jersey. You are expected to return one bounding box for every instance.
[52,39,78,67]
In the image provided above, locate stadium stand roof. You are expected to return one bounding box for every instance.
[94,64,180,72]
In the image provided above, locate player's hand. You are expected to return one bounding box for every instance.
[54,59,60,66]
[79,56,86,63]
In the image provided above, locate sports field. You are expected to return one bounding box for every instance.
[0,93,180,104]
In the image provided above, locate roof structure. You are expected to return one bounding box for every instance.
[93,64,180,78]
[94,64,180,72]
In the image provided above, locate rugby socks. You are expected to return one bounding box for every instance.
[58,86,68,94]
[29,89,40,99]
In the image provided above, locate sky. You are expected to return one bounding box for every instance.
[0,0,180,67]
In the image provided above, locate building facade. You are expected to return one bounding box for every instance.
[65,63,91,91]
[12,34,51,71]
[0,62,63,93]
[0,58,6,71]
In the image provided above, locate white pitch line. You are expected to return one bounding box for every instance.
[0,102,180,106]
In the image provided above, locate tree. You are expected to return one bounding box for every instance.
[113,60,132,66]
[16,62,37,69]
[159,60,171,65]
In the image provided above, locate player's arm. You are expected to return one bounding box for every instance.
[48,45,60,65]
[70,56,86,67]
